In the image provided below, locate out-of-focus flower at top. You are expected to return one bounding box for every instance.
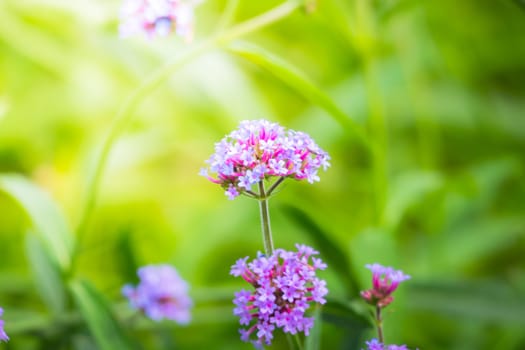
[0,307,8,342]
[200,119,330,200]
[231,244,328,348]
[360,263,410,308]
[119,0,197,41]
[363,339,410,350]
[122,264,192,323]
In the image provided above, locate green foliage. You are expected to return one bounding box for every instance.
[1,0,525,349]
[70,280,135,350]
[0,174,74,271]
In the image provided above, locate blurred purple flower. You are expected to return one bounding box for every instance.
[231,244,328,347]
[122,264,192,323]
[201,120,330,200]
[364,339,410,350]
[119,0,196,40]
[0,308,8,342]
[360,263,410,308]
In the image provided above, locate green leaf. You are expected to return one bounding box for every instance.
[282,205,361,297]
[432,216,525,271]
[228,42,369,147]
[407,280,525,325]
[25,234,67,314]
[0,174,74,271]
[70,280,135,350]
[384,171,443,229]
[321,298,372,330]
[304,305,322,350]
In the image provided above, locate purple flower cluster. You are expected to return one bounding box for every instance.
[364,339,409,350]
[360,263,410,308]
[230,244,328,347]
[119,0,195,40]
[201,120,330,200]
[0,307,8,342]
[122,264,192,323]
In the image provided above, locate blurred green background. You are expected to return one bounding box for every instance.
[1,0,525,349]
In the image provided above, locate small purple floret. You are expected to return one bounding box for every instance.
[364,339,410,350]
[231,244,328,347]
[361,263,410,308]
[0,308,8,342]
[201,120,330,199]
[122,264,192,323]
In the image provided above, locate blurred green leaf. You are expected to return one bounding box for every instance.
[282,205,361,297]
[25,234,67,314]
[304,305,322,350]
[228,42,368,146]
[432,216,525,270]
[0,174,74,271]
[322,298,372,329]
[384,171,443,229]
[70,280,135,350]
[408,280,525,324]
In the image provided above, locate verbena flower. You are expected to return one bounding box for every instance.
[0,307,8,342]
[364,339,409,350]
[122,264,192,323]
[201,119,330,200]
[119,0,196,40]
[360,263,410,308]
[230,244,328,348]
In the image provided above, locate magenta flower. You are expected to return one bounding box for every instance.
[231,244,328,347]
[119,0,196,40]
[122,264,192,323]
[360,263,410,308]
[0,308,8,342]
[364,339,410,350]
[200,120,330,200]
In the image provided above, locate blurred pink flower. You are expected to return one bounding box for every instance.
[119,0,196,41]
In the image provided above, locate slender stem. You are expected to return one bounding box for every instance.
[375,306,384,344]
[73,0,302,269]
[294,334,304,350]
[215,0,241,32]
[258,181,274,256]
[266,176,285,196]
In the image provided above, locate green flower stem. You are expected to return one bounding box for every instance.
[286,333,304,350]
[355,0,388,225]
[294,333,304,350]
[73,0,302,270]
[258,181,274,256]
[266,176,285,196]
[375,305,384,343]
[215,0,241,32]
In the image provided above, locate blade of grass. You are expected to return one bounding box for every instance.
[0,174,74,272]
[228,42,370,149]
[70,280,135,350]
[25,234,67,314]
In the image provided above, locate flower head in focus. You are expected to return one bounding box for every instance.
[201,119,330,200]
[122,264,192,323]
[363,339,410,350]
[360,263,410,308]
[0,308,8,342]
[230,244,328,347]
[119,0,196,40]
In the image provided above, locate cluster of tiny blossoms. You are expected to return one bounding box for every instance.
[0,307,8,342]
[122,264,192,323]
[200,120,330,200]
[364,339,409,350]
[360,263,411,308]
[230,244,328,348]
[119,0,196,40]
